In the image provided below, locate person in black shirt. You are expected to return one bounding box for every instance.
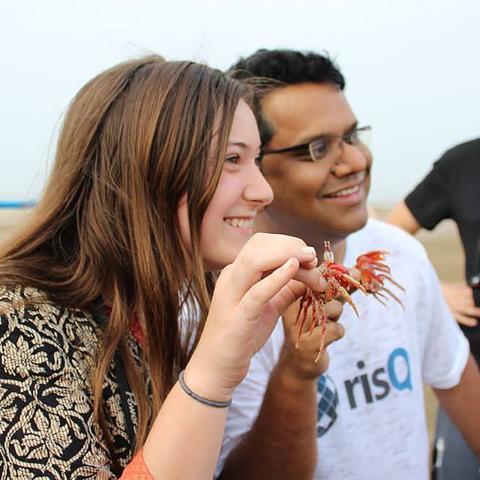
[387,137,480,479]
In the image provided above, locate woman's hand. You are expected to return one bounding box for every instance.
[185,233,326,402]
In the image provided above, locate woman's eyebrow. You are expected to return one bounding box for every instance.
[228,141,248,148]
[228,141,261,155]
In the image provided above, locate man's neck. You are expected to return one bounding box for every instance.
[255,213,348,264]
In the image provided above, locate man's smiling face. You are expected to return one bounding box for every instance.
[259,82,372,243]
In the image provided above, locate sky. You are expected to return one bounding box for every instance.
[1,0,479,206]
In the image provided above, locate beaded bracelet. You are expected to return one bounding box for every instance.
[178,370,232,408]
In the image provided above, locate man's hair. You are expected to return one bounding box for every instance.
[229,49,345,145]
[230,48,345,88]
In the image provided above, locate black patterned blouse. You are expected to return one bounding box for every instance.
[0,285,143,479]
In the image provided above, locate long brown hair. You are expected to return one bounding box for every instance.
[0,55,250,457]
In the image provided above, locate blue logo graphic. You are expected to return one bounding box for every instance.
[316,374,339,437]
[387,347,412,391]
[344,347,412,409]
[317,347,412,437]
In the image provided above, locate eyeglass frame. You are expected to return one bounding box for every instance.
[261,125,372,162]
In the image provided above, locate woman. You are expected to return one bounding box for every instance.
[0,56,323,478]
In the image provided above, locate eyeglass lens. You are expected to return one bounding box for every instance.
[309,127,371,161]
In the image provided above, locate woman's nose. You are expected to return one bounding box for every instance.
[243,166,274,206]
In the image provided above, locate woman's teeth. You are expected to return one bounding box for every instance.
[328,185,360,198]
[224,218,254,228]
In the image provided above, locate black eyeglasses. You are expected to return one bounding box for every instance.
[261,125,372,162]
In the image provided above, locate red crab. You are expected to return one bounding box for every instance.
[295,241,404,362]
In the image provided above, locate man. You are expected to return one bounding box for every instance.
[387,138,480,478]
[216,49,480,480]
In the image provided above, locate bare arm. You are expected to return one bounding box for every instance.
[387,202,480,326]
[218,355,318,479]
[140,233,326,479]
[141,380,229,479]
[219,300,344,480]
[385,201,421,234]
[433,355,480,458]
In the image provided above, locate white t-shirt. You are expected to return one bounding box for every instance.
[216,219,469,480]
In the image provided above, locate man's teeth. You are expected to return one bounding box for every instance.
[328,185,360,198]
[224,218,254,228]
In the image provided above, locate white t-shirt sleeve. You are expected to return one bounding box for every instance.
[214,321,283,478]
[414,245,470,389]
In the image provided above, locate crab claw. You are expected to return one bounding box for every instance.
[354,250,404,307]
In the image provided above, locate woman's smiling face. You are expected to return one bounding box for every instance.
[178,99,273,271]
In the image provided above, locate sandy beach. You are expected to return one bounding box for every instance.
[0,207,466,446]
[0,206,464,279]
[0,209,33,242]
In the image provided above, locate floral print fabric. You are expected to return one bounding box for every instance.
[0,286,142,479]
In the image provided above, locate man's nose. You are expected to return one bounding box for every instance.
[331,143,370,177]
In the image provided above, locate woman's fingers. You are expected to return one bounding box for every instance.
[236,264,327,321]
[301,257,318,270]
[229,233,318,301]
[239,257,300,323]
[292,267,328,292]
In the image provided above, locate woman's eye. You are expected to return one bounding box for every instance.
[225,154,240,164]
[254,155,262,167]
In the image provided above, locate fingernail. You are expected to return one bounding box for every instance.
[282,258,295,270]
[301,246,316,256]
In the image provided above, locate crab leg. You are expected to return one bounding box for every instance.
[295,290,312,347]
[308,295,319,337]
